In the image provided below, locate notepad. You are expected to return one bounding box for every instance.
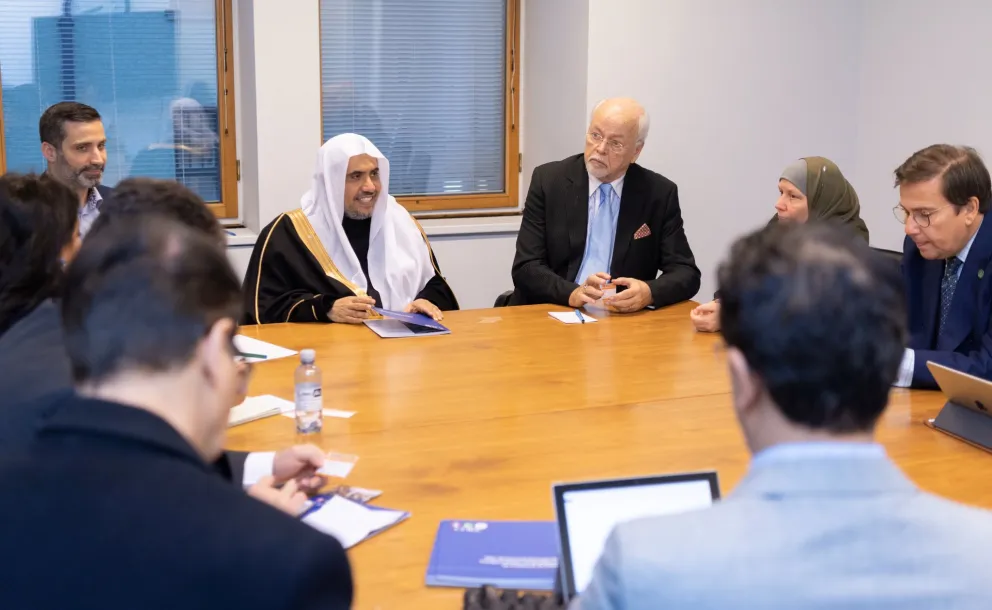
[228,395,291,427]
[233,335,298,363]
[302,495,410,548]
[549,311,598,324]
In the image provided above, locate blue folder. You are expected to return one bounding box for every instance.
[425,520,559,590]
[364,307,451,338]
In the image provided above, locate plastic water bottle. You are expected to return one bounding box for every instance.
[294,349,323,434]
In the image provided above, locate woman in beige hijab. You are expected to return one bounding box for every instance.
[690,157,869,332]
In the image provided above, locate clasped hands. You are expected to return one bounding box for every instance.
[329,296,443,324]
[568,272,653,313]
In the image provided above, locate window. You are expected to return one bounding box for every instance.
[0,0,238,219]
[319,0,520,212]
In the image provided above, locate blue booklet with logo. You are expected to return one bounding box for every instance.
[363,307,450,338]
[425,520,559,590]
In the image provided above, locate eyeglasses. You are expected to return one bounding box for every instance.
[586,132,626,154]
[892,203,952,228]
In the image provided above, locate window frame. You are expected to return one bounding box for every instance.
[0,0,239,220]
[317,0,520,213]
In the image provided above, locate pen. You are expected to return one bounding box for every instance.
[225,230,237,236]
[237,352,267,360]
[574,309,585,324]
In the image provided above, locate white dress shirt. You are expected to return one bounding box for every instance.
[242,452,279,486]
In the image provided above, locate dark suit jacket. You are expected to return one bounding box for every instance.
[95,183,114,200]
[0,299,248,481]
[510,154,700,307]
[904,216,992,388]
[0,393,352,610]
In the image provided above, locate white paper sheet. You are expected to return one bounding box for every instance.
[302,496,408,548]
[549,311,599,324]
[233,335,298,363]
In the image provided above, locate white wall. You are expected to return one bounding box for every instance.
[236,0,322,234]
[229,0,992,309]
[520,0,589,182]
[587,0,863,300]
[853,0,992,251]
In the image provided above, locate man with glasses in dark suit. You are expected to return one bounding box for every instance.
[510,98,699,312]
[892,144,992,388]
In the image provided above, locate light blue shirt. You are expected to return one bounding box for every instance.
[574,174,624,282]
[78,187,104,239]
[894,227,979,387]
[750,441,886,469]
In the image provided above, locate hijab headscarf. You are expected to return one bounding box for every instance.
[771,156,869,242]
[301,133,436,310]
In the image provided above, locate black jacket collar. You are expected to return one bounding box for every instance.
[39,392,214,474]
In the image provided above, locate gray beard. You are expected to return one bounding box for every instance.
[344,209,372,220]
[53,159,102,190]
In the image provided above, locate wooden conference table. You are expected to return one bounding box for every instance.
[228,302,992,609]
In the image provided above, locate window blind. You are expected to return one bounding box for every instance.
[0,0,224,204]
[319,0,507,197]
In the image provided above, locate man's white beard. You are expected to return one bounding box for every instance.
[585,159,609,181]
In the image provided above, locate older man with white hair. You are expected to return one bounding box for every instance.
[510,97,699,311]
[243,133,458,324]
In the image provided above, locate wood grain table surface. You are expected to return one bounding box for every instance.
[226,302,992,609]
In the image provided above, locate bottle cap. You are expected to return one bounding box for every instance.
[300,349,316,364]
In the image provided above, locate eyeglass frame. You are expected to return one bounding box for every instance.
[586,131,629,154]
[892,202,954,228]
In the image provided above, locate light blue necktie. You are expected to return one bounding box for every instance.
[577,183,616,282]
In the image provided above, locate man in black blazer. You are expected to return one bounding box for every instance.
[0,178,325,507]
[511,98,700,311]
[0,215,352,609]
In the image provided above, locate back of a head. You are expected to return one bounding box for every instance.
[0,173,79,334]
[717,221,906,432]
[62,215,241,385]
[94,178,223,244]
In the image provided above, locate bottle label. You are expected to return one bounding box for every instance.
[295,383,323,412]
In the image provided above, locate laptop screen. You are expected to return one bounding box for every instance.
[554,472,720,598]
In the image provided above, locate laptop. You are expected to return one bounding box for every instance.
[552,471,720,603]
[925,361,992,452]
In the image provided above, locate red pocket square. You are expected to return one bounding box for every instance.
[633,224,652,240]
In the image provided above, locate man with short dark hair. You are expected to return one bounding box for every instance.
[0,217,353,609]
[576,222,992,609]
[92,177,225,243]
[892,144,992,388]
[0,179,321,506]
[39,101,111,237]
